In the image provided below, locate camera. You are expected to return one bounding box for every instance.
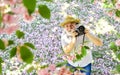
[75,25,85,37]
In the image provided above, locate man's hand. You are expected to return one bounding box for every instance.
[69,30,78,37]
[85,28,90,35]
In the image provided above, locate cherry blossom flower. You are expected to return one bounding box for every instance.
[107,11,114,17]
[58,66,72,75]
[37,68,50,75]
[12,6,27,15]
[3,14,18,24]
[17,0,22,4]
[115,1,120,10]
[0,28,5,34]
[115,39,120,46]
[5,25,19,34]
[23,12,34,23]
[4,0,18,5]
[48,64,56,72]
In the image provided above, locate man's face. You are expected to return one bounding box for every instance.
[64,22,76,32]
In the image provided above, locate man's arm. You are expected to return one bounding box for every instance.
[62,32,77,54]
[85,29,103,46]
[63,37,76,54]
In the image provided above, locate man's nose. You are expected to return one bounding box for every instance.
[70,26,72,29]
[69,25,72,28]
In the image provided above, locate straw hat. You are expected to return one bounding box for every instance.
[60,15,80,27]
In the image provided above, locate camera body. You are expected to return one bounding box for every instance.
[75,25,85,37]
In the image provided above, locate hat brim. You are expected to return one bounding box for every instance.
[60,19,80,27]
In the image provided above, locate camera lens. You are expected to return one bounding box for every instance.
[75,25,85,37]
[79,26,85,32]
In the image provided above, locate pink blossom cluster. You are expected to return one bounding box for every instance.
[115,1,120,10]
[37,64,85,75]
[115,39,120,46]
[0,0,35,34]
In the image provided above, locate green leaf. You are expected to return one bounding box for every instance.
[24,43,35,49]
[38,5,51,19]
[44,0,53,2]
[69,68,75,72]
[76,66,88,72]
[84,46,90,49]
[117,53,120,60]
[23,0,36,15]
[8,40,14,46]
[16,30,25,39]
[116,65,120,73]
[111,0,117,6]
[0,39,5,50]
[91,0,94,3]
[118,46,120,50]
[92,51,102,58]
[20,64,27,69]
[116,33,120,38]
[0,57,3,74]
[116,10,120,17]
[0,12,2,26]
[76,54,80,59]
[76,54,82,60]
[40,64,49,69]
[56,61,67,67]
[109,42,117,52]
[0,57,3,63]
[10,47,17,58]
[27,66,35,73]
[81,46,87,55]
[80,0,83,2]
[0,63,2,74]
[103,2,114,8]
[7,11,15,15]
[20,46,34,64]
[75,46,87,62]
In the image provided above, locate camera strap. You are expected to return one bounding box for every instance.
[82,34,85,45]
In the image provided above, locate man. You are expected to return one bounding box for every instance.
[60,15,103,75]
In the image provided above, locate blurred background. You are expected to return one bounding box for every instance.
[0,0,120,75]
